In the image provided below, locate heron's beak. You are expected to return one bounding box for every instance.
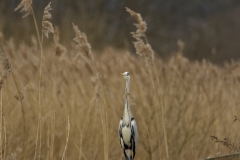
[121,73,124,76]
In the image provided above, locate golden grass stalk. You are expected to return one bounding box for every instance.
[71,139,88,160]
[23,128,32,160]
[3,116,6,160]
[79,134,82,160]
[0,49,12,160]
[50,111,55,160]
[72,24,108,160]
[38,3,54,160]
[15,1,54,160]
[15,1,42,159]
[62,116,70,160]
[12,72,26,133]
[126,7,169,159]
[1,47,25,135]
[0,89,2,160]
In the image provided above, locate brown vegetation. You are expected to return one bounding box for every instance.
[0,3,240,160]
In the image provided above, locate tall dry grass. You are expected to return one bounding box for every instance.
[0,3,240,160]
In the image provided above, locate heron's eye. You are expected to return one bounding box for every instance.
[127,73,130,76]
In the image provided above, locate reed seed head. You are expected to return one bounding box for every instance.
[126,7,147,33]
[42,2,54,38]
[15,0,32,18]
[72,23,93,62]
[126,7,154,65]
[133,40,154,65]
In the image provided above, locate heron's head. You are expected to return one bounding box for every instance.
[121,72,130,80]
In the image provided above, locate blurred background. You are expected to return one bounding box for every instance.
[1,0,240,63]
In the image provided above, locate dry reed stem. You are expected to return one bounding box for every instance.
[79,134,82,160]
[91,71,109,160]
[71,139,88,160]
[0,89,2,160]
[38,4,53,159]
[15,3,43,158]
[62,116,70,160]
[15,2,44,159]
[0,49,12,160]
[73,24,108,160]
[136,106,153,160]
[11,71,25,134]
[50,111,55,160]
[160,94,169,159]
[47,116,50,160]
[3,117,6,160]
[153,58,169,160]
[126,7,169,159]
[23,128,32,160]
[91,73,108,160]
[35,3,54,160]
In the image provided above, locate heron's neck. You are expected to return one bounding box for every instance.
[125,79,130,93]
[123,78,132,125]
[123,98,131,125]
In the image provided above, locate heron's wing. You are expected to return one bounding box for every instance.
[131,118,138,156]
[118,118,123,140]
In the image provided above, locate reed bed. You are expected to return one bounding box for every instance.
[0,3,240,160]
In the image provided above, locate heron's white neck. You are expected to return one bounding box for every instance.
[125,78,130,93]
[123,78,132,125]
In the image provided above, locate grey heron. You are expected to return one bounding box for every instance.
[118,72,138,160]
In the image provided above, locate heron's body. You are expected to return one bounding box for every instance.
[118,72,138,160]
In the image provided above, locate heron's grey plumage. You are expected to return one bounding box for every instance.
[118,72,138,160]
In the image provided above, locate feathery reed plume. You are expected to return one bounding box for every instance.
[53,27,66,57]
[14,0,32,18]
[125,8,147,34]
[126,7,169,159]
[126,7,154,66]
[42,2,54,38]
[72,23,93,62]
